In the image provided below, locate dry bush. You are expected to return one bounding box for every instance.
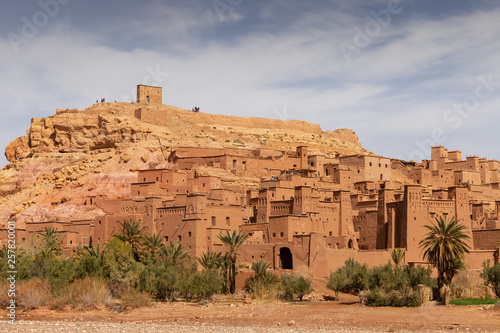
[71,277,113,309]
[251,283,280,304]
[17,278,52,310]
[48,295,72,311]
[0,280,10,307]
[452,270,491,299]
[120,289,152,311]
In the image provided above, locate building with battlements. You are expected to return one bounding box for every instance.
[8,144,499,277]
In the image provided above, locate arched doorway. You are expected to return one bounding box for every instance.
[279,247,293,269]
[348,239,353,249]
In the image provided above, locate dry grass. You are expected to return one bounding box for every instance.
[452,270,492,299]
[120,289,152,311]
[251,284,280,304]
[0,280,11,307]
[18,278,52,310]
[71,277,113,309]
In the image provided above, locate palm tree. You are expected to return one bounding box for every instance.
[419,216,471,289]
[196,251,224,270]
[251,259,270,282]
[144,233,164,261]
[161,241,189,267]
[75,243,108,278]
[217,229,249,294]
[390,248,405,267]
[38,227,62,255]
[114,220,148,261]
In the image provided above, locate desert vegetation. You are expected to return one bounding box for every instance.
[1,218,498,312]
[326,258,436,307]
[0,221,312,311]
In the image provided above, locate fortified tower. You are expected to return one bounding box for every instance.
[403,185,425,263]
[137,84,162,104]
[293,186,312,215]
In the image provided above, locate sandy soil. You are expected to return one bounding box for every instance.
[1,294,499,333]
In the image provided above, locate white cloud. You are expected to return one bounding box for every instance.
[1,2,500,166]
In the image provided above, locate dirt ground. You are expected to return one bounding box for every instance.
[2,293,499,333]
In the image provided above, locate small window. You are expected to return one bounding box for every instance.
[273,232,276,237]
[211,216,216,226]
[369,162,372,166]
[385,164,388,168]
[280,232,284,237]
[165,236,169,241]
[188,232,192,237]
[178,235,182,241]
[156,177,159,181]
[202,183,206,188]
[143,177,146,182]
[379,163,381,167]
[329,231,332,236]
[226,217,230,226]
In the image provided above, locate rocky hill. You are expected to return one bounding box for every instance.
[0,102,369,228]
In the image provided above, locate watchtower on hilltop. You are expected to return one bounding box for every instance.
[137,84,162,104]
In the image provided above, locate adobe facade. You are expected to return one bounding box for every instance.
[7,144,500,277]
[137,84,162,104]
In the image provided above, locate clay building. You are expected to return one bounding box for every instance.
[5,143,499,277]
[80,145,500,275]
[137,84,162,104]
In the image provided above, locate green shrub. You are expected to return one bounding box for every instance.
[326,259,369,298]
[326,269,347,300]
[104,239,144,298]
[281,274,312,301]
[185,268,224,301]
[481,260,500,299]
[327,260,435,307]
[366,288,421,307]
[140,262,180,301]
[44,257,76,295]
[367,264,435,292]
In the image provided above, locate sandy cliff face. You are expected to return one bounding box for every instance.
[0,102,369,227]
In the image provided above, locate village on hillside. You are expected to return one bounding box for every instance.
[2,85,498,278]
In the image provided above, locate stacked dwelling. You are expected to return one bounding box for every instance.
[64,144,496,277]
[8,142,499,277]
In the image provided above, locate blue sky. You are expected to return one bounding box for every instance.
[1,0,500,167]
